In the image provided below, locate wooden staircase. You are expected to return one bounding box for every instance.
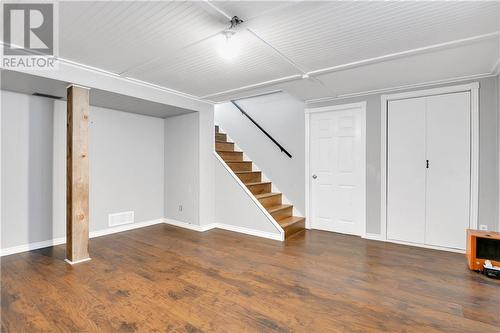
[215,125,305,239]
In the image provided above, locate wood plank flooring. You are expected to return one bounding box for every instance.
[2,225,500,332]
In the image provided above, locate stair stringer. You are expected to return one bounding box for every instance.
[225,132,304,218]
[214,152,285,241]
[238,149,304,218]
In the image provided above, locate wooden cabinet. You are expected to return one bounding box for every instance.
[466,229,500,271]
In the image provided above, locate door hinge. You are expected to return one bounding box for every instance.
[426,160,429,169]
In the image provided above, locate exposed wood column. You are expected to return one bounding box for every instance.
[66,84,91,264]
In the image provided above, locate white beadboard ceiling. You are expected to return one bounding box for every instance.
[55,1,499,102]
[60,1,225,74]
[248,1,498,71]
[131,29,298,96]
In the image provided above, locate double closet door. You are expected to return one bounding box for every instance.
[387,92,471,250]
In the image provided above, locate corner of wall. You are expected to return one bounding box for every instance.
[198,108,215,226]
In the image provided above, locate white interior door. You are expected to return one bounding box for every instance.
[425,92,470,250]
[387,97,427,244]
[310,106,365,236]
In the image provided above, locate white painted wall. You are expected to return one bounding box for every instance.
[215,92,305,214]
[164,112,200,225]
[214,155,282,238]
[1,90,165,249]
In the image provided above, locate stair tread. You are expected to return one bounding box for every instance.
[225,160,251,163]
[255,192,280,199]
[217,150,242,154]
[234,170,259,174]
[267,204,293,213]
[277,216,305,228]
[245,181,271,186]
[215,140,232,143]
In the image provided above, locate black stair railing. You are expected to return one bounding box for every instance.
[230,100,292,158]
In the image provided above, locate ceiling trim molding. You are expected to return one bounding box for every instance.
[491,57,500,76]
[201,32,499,100]
[204,0,231,20]
[307,32,499,77]
[305,72,495,105]
[230,89,283,102]
[54,57,211,104]
[246,28,308,74]
[200,74,301,99]
[0,40,213,106]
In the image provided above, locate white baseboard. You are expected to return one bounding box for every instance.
[214,223,283,241]
[164,218,217,232]
[0,218,165,257]
[90,218,164,238]
[362,233,384,241]
[64,257,91,265]
[1,237,67,257]
[164,219,283,241]
[1,218,285,257]
[362,233,465,253]
[384,239,465,254]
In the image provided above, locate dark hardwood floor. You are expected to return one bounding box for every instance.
[2,225,499,332]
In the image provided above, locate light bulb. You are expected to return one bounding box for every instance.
[218,31,240,60]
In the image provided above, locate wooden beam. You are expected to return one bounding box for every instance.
[66,84,91,264]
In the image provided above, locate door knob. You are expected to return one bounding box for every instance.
[312,174,317,179]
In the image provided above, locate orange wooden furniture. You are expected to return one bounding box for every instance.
[466,229,500,271]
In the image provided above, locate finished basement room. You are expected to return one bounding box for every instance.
[1,1,500,332]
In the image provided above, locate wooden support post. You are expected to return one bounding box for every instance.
[65,85,91,264]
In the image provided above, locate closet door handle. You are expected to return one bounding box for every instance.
[426,160,429,169]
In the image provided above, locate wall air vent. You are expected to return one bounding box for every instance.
[108,211,134,227]
[32,92,63,99]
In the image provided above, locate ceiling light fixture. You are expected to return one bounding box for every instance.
[218,16,244,61]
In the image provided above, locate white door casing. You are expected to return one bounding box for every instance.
[305,102,366,236]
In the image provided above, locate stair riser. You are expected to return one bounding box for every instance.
[247,183,272,195]
[215,133,227,142]
[227,162,252,172]
[270,206,293,220]
[216,142,234,152]
[284,220,306,238]
[237,172,261,183]
[258,194,282,208]
[217,151,243,161]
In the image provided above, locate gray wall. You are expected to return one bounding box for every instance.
[164,112,200,225]
[309,77,499,233]
[1,90,165,249]
[215,93,306,215]
[498,75,500,232]
[198,109,215,226]
[2,91,55,248]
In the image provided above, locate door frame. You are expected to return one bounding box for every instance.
[304,102,367,235]
[381,82,480,243]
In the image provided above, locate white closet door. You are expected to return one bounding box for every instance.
[425,92,470,250]
[387,97,427,244]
